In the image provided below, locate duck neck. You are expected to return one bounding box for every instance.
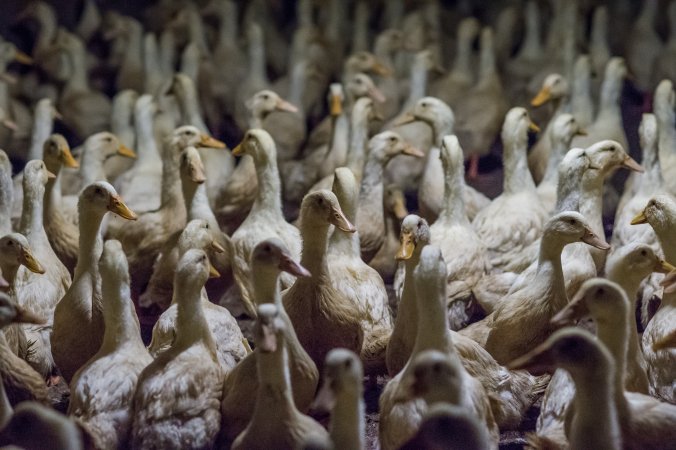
[252,269,282,307]
[158,30,175,79]
[121,21,143,77]
[300,220,330,282]
[0,262,18,289]
[64,42,89,95]
[451,33,474,81]
[410,277,453,359]
[351,1,369,53]
[477,36,497,88]
[216,2,238,50]
[248,27,269,86]
[346,112,369,179]
[520,2,542,59]
[27,107,54,161]
[594,312,631,419]
[43,161,63,217]
[20,180,46,243]
[288,63,308,112]
[160,147,183,209]
[251,152,283,215]
[405,58,429,106]
[537,233,567,309]
[174,282,213,349]
[187,10,209,55]
[253,342,297,418]
[637,140,662,195]
[178,82,208,133]
[503,130,535,195]
[330,187,360,259]
[0,167,11,235]
[79,145,107,187]
[598,71,622,120]
[358,155,385,223]
[655,93,676,152]
[329,113,350,167]
[542,136,570,185]
[393,254,421,350]
[579,174,605,239]
[183,181,217,227]
[100,277,144,352]
[75,209,105,279]
[134,104,160,167]
[330,388,365,450]
[438,162,469,226]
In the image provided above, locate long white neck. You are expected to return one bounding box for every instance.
[351,1,369,53]
[598,69,623,120]
[579,174,605,240]
[477,33,497,87]
[252,341,297,420]
[358,154,386,231]
[250,150,284,216]
[177,80,208,133]
[79,145,108,188]
[330,182,360,259]
[75,208,105,280]
[27,106,54,161]
[542,135,572,186]
[299,220,330,283]
[451,32,474,81]
[437,160,469,226]
[20,179,48,246]
[248,25,269,86]
[403,57,429,108]
[120,21,143,79]
[655,92,676,159]
[182,181,218,230]
[517,1,543,59]
[100,274,144,352]
[143,33,163,95]
[503,129,536,195]
[409,277,454,364]
[346,112,370,180]
[252,269,282,307]
[174,280,213,350]
[159,30,176,81]
[288,62,308,113]
[64,42,89,95]
[134,103,160,167]
[537,233,567,310]
[216,1,238,50]
[330,388,365,450]
[636,139,662,196]
[0,165,11,235]
[391,252,423,357]
[160,146,184,209]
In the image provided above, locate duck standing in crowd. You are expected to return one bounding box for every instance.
[0,1,673,449]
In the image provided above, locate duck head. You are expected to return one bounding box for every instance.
[231,128,276,164]
[85,131,136,160]
[0,233,45,274]
[550,114,586,146]
[544,211,610,250]
[313,348,363,413]
[508,328,610,377]
[368,131,423,163]
[396,214,430,260]
[251,238,310,278]
[80,181,137,221]
[502,107,539,144]
[551,278,628,328]
[177,219,224,257]
[346,74,385,103]
[177,248,220,296]
[604,243,675,295]
[396,350,463,404]
[246,90,299,119]
[169,125,226,150]
[42,134,79,169]
[531,73,569,107]
[630,194,676,233]
[345,51,390,77]
[396,97,454,133]
[23,160,55,190]
[585,140,642,176]
[180,146,206,184]
[300,190,356,233]
[439,135,464,173]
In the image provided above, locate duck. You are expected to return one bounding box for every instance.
[104,89,138,181]
[536,114,586,212]
[387,214,431,377]
[132,249,224,450]
[461,211,609,364]
[527,73,570,183]
[654,80,676,194]
[283,190,363,369]
[471,107,547,273]
[68,240,152,450]
[17,159,71,380]
[231,304,329,450]
[630,194,676,402]
[51,181,137,384]
[42,134,80,274]
[570,55,594,129]
[356,131,423,262]
[369,184,408,284]
[0,291,48,406]
[378,246,499,450]
[394,97,489,222]
[652,1,676,85]
[230,129,302,317]
[509,328,623,450]
[453,27,508,180]
[398,403,492,450]
[430,135,490,330]
[626,0,662,92]
[553,279,676,449]
[328,167,392,374]
[220,238,316,443]
[147,220,246,371]
[106,125,224,298]
[311,348,365,450]
[0,150,13,285]
[0,233,44,357]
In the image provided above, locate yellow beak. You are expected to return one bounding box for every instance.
[117,144,137,159]
[107,195,138,220]
[20,248,45,274]
[655,260,676,274]
[60,145,79,168]
[631,210,648,225]
[209,263,221,279]
[231,142,244,156]
[531,86,551,107]
[199,134,226,149]
[528,121,541,133]
[396,232,415,260]
[13,50,33,65]
[330,94,342,116]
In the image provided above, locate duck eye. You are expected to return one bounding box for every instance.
[262,94,269,100]
[105,137,112,142]
[641,250,647,257]
[7,241,12,246]
[95,187,102,195]
[389,137,396,143]
[317,197,323,205]
[344,359,352,369]
[432,362,442,372]
[568,219,576,225]
[205,223,209,229]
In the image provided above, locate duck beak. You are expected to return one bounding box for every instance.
[60,145,79,168]
[367,85,386,103]
[19,247,45,274]
[210,241,225,254]
[231,142,244,156]
[259,323,277,352]
[13,50,33,65]
[52,107,63,120]
[402,144,424,158]
[396,231,415,260]
[13,305,45,325]
[311,378,336,414]
[551,296,588,328]
[330,94,342,117]
[507,342,556,375]
[108,195,138,220]
[528,121,541,133]
[392,198,408,221]
[199,133,226,149]
[630,210,648,225]
[275,98,299,113]
[622,155,644,173]
[655,259,676,274]
[208,263,221,279]
[46,169,56,179]
[580,228,610,250]
[329,206,356,233]
[576,128,588,136]
[531,86,551,107]
[372,60,391,77]
[279,253,311,278]
[394,112,416,126]
[117,144,136,159]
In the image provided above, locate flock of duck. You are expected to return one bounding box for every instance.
[0,0,675,449]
